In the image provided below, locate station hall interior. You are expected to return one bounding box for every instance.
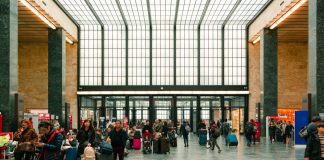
[0,0,322,150]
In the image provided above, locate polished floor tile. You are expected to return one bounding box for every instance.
[124,134,304,160]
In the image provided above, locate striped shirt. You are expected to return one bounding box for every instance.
[320,135,324,158]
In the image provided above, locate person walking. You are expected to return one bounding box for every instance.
[304,122,324,160]
[269,120,276,143]
[285,121,294,146]
[109,120,128,160]
[281,121,287,144]
[307,116,322,135]
[180,121,190,147]
[245,120,254,147]
[76,119,96,157]
[35,121,63,160]
[222,119,230,145]
[250,119,257,144]
[209,121,221,153]
[13,119,38,160]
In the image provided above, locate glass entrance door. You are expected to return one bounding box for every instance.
[200,96,221,127]
[129,96,149,125]
[80,96,101,126]
[224,96,245,134]
[105,96,126,120]
[154,96,172,121]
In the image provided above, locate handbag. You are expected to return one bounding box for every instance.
[18,142,35,152]
[100,142,112,155]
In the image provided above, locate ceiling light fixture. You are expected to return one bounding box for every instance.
[252,36,260,44]
[20,0,56,29]
[65,37,74,44]
[270,0,307,29]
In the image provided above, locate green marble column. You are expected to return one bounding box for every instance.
[308,0,324,116]
[260,28,278,136]
[0,0,18,131]
[48,28,66,127]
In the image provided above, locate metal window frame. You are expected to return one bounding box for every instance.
[55,0,273,90]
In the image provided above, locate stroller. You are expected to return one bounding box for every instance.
[142,130,152,154]
[168,127,177,147]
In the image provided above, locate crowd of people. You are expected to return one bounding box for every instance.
[268,119,295,145]
[8,115,324,160]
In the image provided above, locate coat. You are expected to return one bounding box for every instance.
[109,129,128,148]
[13,127,38,152]
[180,124,189,136]
[38,129,63,160]
[304,134,323,160]
[76,128,96,156]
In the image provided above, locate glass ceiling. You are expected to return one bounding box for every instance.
[56,0,270,87]
[57,0,270,27]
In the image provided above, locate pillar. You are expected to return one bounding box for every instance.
[0,0,18,131]
[308,0,324,116]
[260,28,278,136]
[48,28,66,127]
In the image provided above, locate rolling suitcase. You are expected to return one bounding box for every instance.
[170,138,177,147]
[153,140,159,154]
[199,134,207,145]
[132,138,141,150]
[227,134,238,146]
[160,138,170,154]
[65,147,77,160]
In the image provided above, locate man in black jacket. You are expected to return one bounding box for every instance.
[109,120,128,160]
[304,123,324,160]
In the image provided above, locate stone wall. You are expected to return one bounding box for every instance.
[19,42,78,128]
[248,42,260,120]
[18,43,48,110]
[248,42,308,119]
[278,42,308,109]
[65,43,78,128]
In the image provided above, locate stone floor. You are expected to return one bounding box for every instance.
[124,134,305,160]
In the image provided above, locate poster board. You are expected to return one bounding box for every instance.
[294,111,308,147]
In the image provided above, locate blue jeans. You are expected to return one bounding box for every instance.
[245,133,251,146]
[183,134,188,146]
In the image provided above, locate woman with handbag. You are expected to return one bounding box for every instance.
[76,119,96,157]
[13,119,38,160]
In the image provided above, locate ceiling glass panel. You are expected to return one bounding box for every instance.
[227,0,269,25]
[202,0,237,25]
[58,0,270,26]
[57,0,99,25]
[150,0,177,25]
[119,0,150,26]
[177,0,209,25]
[88,0,124,25]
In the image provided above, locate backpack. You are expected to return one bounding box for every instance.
[185,125,191,132]
[211,125,220,138]
[82,146,96,160]
[299,126,308,138]
[223,123,230,134]
[245,123,254,134]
